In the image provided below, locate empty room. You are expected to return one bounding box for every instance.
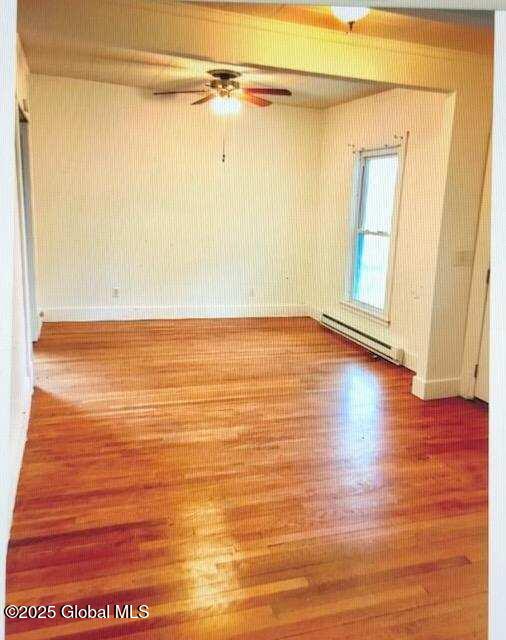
[4,2,492,639]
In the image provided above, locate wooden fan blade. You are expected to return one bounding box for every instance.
[239,92,272,107]
[243,87,292,96]
[154,90,207,95]
[191,93,214,105]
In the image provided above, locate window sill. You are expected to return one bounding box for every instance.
[340,299,391,327]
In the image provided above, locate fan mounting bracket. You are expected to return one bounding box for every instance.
[207,69,241,81]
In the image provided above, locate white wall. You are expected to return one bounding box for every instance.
[460,141,491,398]
[9,197,33,514]
[490,12,506,640]
[417,86,490,399]
[9,38,34,515]
[308,88,451,372]
[29,74,324,320]
[1,3,34,639]
[0,3,17,636]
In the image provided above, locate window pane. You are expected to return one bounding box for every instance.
[359,154,398,233]
[352,233,390,310]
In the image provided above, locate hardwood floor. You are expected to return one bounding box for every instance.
[6,317,487,639]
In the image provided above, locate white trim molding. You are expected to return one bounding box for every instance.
[411,375,460,400]
[41,305,309,322]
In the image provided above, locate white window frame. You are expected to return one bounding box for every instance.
[342,144,406,324]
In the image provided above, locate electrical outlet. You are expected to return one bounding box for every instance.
[112,287,119,298]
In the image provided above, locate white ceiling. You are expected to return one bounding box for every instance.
[20,21,390,109]
[383,9,494,28]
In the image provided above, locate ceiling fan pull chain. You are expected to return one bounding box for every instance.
[222,133,226,163]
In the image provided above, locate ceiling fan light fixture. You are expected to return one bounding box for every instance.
[330,6,370,25]
[211,95,241,116]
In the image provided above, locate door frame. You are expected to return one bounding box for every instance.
[474,285,489,401]
[15,101,41,345]
[460,137,491,399]
[14,110,34,386]
[17,108,40,342]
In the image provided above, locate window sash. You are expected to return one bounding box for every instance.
[356,229,390,237]
[356,152,398,234]
[351,231,390,312]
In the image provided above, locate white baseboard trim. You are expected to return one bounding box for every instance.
[42,305,309,322]
[411,375,460,400]
[305,307,322,322]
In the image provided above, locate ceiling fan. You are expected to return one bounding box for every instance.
[154,69,292,107]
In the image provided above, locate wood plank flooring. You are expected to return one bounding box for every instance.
[6,317,488,639]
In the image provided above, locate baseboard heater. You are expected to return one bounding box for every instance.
[319,313,404,365]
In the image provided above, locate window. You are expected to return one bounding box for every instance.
[345,147,402,320]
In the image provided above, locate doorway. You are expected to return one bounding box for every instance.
[15,107,39,344]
